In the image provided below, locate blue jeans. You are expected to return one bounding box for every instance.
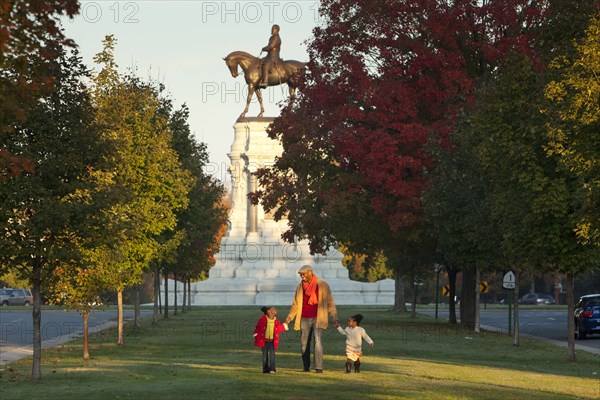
[300,317,324,370]
[262,341,276,372]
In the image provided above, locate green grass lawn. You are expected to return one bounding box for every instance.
[0,306,598,399]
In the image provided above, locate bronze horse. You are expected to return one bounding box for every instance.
[223,51,306,118]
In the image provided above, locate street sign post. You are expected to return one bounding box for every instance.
[434,264,443,320]
[503,271,516,289]
[503,271,516,335]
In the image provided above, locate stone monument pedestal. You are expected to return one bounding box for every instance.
[169,117,394,306]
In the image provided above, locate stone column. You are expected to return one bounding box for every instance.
[247,164,258,234]
[226,122,249,239]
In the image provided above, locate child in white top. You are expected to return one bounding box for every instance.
[335,314,374,373]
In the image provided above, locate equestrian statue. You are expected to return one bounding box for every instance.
[224,24,307,118]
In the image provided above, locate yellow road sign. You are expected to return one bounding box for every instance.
[480,281,489,294]
[442,285,450,297]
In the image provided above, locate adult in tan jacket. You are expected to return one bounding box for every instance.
[285,265,338,373]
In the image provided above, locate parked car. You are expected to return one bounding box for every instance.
[0,288,33,306]
[0,288,14,305]
[518,292,555,305]
[574,294,600,340]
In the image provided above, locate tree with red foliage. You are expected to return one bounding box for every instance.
[1,0,80,177]
[252,0,544,308]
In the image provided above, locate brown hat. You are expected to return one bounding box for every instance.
[297,265,313,273]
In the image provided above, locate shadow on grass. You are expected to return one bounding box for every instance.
[84,306,597,379]
[0,306,598,400]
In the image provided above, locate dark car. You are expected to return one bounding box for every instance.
[518,293,555,305]
[574,294,600,340]
[0,288,33,306]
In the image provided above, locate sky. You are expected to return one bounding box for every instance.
[62,0,323,182]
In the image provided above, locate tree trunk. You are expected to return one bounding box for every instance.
[475,266,481,334]
[553,273,562,305]
[411,279,418,318]
[134,285,141,329]
[83,311,90,361]
[158,274,162,315]
[181,275,187,314]
[513,272,520,347]
[153,269,160,325]
[566,272,575,361]
[117,290,124,346]
[174,274,178,316]
[163,272,169,319]
[31,260,42,380]
[447,266,458,325]
[392,272,407,313]
[187,278,192,311]
[460,265,476,330]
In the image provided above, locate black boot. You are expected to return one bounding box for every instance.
[354,360,361,373]
[345,361,352,374]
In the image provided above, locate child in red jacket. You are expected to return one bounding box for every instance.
[254,306,288,373]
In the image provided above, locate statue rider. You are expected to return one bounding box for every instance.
[259,24,282,88]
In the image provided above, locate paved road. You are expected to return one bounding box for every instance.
[0,308,152,365]
[418,308,600,354]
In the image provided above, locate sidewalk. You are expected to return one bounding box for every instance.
[0,320,117,367]
[481,323,600,355]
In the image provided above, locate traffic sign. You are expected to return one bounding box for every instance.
[503,271,516,290]
[480,280,489,294]
[442,285,450,297]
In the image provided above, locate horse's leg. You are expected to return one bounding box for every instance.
[289,85,297,99]
[241,84,255,118]
[255,88,265,117]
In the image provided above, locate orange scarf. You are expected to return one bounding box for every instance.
[302,274,318,305]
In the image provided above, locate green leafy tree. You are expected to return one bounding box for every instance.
[90,35,193,345]
[340,245,405,308]
[50,260,105,361]
[0,46,101,379]
[152,229,185,321]
[342,247,393,283]
[474,50,599,358]
[0,269,29,288]
[423,124,502,328]
[163,103,228,316]
[545,14,600,247]
[398,233,437,318]
[543,12,600,359]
